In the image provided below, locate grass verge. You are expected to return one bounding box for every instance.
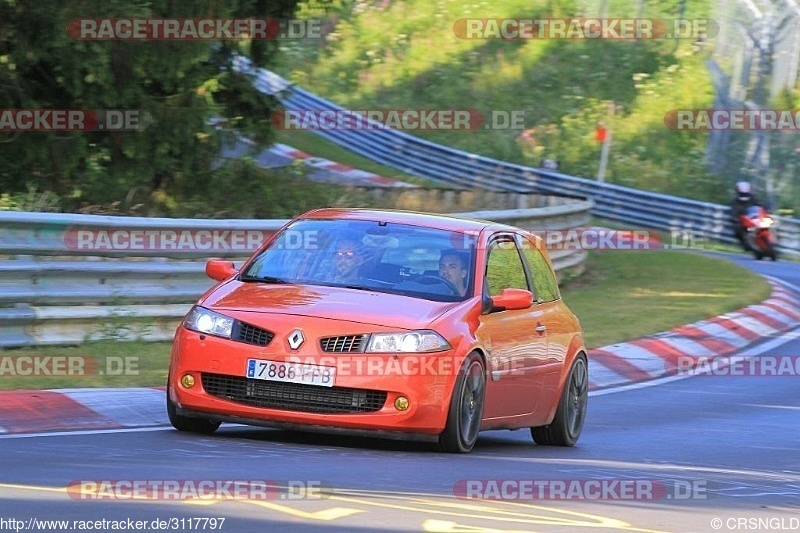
[0,251,772,389]
[561,250,772,349]
[0,341,170,391]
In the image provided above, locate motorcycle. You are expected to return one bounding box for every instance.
[739,205,777,261]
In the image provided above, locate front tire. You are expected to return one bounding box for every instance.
[763,239,777,261]
[166,381,221,435]
[532,353,588,447]
[438,353,486,453]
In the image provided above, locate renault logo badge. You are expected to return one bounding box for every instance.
[288,329,304,350]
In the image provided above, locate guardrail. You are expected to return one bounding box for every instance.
[233,57,800,256]
[0,199,592,347]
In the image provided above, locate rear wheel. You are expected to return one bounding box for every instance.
[531,353,588,447]
[438,353,485,453]
[166,379,220,434]
[751,235,763,259]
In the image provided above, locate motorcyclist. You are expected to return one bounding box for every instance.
[730,181,760,251]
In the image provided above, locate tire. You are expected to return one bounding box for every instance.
[763,239,777,261]
[531,353,588,447]
[166,381,221,435]
[438,353,486,453]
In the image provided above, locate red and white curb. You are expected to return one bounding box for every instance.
[269,143,417,188]
[1,278,798,435]
[587,277,800,390]
[0,387,166,435]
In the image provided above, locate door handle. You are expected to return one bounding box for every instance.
[535,324,547,333]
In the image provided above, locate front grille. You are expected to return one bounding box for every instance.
[320,335,368,353]
[235,322,274,347]
[201,373,387,414]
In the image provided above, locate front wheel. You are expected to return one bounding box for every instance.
[763,238,778,261]
[438,353,486,453]
[531,353,588,447]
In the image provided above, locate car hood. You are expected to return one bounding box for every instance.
[201,281,457,330]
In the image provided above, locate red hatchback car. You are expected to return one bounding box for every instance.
[167,208,588,453]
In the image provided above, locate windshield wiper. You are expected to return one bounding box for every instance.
[238,275,289,284]
[342,284,376,292]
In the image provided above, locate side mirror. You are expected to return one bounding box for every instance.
[490,288,533,312]
[206,260,237,281]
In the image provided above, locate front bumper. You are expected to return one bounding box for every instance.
[169,326,462,435]
[174,405,440,443]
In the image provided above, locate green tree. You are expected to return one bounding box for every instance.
[0,0,309,210]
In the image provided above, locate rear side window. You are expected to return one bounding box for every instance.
[485,238,528,296]
[521,238,560,302]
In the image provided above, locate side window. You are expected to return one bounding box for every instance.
[521,238,560,302]
[485,238,528,296]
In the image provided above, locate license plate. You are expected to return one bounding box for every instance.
[246,359,336,387]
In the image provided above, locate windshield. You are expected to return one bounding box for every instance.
[240,219,476,302]
[745,205,763,218]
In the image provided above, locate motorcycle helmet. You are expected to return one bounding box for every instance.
[735,181,752,201]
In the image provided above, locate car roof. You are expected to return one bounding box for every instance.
[298,208,524,234]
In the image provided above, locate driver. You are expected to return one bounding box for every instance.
[731,181,760,251]
[438,249,469,296]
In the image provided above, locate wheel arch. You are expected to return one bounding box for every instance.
[542,338,588,425]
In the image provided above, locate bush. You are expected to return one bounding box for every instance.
[162,159,377,219]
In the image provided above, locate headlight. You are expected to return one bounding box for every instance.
[366,330,451,353]
[183,306,234,339]
[759,217,774,228]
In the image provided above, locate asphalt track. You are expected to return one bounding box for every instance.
[1,252,798,533]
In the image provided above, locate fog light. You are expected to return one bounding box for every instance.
[394,396,410,411]
[181,374,195,388]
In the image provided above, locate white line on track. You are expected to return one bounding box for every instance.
[0,426,172,440]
